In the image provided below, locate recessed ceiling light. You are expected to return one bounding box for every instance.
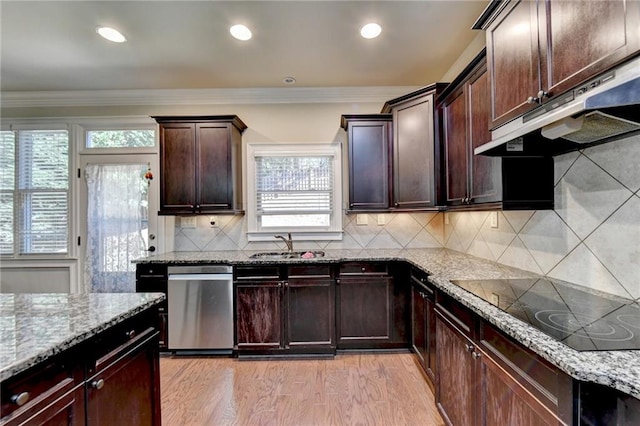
[283,77,296,85]
[360,23,382,39]
[230,24,252,41]
[96,26,127,43]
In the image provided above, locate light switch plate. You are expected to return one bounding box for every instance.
[180,216,197,228]
[490,211,499,228]
[444,213,450,225]
[356,214,368,225]
[377,214,386,226]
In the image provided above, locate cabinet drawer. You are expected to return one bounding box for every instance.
[287,265,332,278]
[234,266,281,281]
[435,293,475,337]
[339,262,388,275]
[87,310,158,375]
[136,264,167,279]
[136,279,167,294]
[478,321,571,413]
[1,356,81,420]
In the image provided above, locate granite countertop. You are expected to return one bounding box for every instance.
[136,248,640,400]
[0,292,165,382]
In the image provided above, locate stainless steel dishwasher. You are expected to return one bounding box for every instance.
[167,265,233,353]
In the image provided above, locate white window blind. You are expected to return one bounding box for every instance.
[246,142,342,240]
[0,130,69,255]
[256,156,333,228]
[0,131,15,254]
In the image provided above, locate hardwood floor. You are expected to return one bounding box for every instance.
[160,353,444,426]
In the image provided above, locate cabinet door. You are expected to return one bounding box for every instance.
[486,0,541,128]
[542,0,640,100]
[443,88,468,205]
[480,348,561,425]
[235,282,282,349]
[159,123,196,212]
[436,314,477,426]
[196,123,232,210]
[392,94,436,208]
[348,121,391,210]
[86,329,161,426]
[285,278,335,349]
[337,276,393,347]
[411,284,428,368]
[468,67,501,204]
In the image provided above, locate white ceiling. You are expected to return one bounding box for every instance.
[0,1,489,92]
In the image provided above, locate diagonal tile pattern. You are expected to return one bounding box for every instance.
[172,134,638,301]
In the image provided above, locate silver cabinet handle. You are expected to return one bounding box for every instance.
[11,392,30,406]
[92,379,105,390]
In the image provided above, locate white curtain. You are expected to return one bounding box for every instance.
[85,164,148,293]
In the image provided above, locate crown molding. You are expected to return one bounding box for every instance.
[1,86,422,108]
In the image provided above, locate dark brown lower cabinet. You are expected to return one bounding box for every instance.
[1,308,161,426]
[480,351,560,426]
[234,265,336,356]
[436,293,570,426]
[411,269,436,386]
[436,313,477,426]
[235,281,283,351]
[285,265,335,352]
[86,328,160,426]
[337,276,393,347]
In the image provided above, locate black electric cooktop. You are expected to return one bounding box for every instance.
[450,278,640,351]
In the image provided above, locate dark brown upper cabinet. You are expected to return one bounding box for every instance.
[340,114,392,211]
[476,0,640,129]
[381,83,448,210]
[153,116,246,215]
[441,52,501,208]
[439,50,554,210]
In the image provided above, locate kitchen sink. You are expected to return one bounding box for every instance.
[249,251,325,259]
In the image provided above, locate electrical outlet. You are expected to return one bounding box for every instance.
[356,214,368,225]
[490,211,499,228]
[377,214,386,226]
[209,216,219,228]
[490,293,500,306]
[180,216,197,228]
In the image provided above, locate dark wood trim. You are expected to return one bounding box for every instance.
[151,115,247,133]
[380,83,449,113]
[472,0,508,29]
[340,113,392,130]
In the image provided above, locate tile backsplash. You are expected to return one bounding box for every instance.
[173,134,639,300]
[443,134,640,301]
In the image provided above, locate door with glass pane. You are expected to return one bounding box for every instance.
[79,155,158,293]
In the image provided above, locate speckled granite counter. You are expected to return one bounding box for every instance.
[135,248,640,400]
[0,292,165,382]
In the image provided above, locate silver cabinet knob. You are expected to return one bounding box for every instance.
[11,392,30,406]
[526,96,539,104]
[537,90,549,100]
[472,352,482,359]
[465,343,474,352]
[92,379,105,390]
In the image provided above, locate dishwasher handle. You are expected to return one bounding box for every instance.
[168,273,233,281]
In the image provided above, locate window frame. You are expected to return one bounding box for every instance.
[77,117,157,155]
[0,123,71,258]
[246,142,343,241]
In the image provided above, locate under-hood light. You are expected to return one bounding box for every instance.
[96,26,126,43]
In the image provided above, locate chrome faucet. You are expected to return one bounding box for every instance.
[274,232,294,253]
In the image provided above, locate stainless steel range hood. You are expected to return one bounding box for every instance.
[475,56,640,156]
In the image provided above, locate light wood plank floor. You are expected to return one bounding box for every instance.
[160,353,445,426]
